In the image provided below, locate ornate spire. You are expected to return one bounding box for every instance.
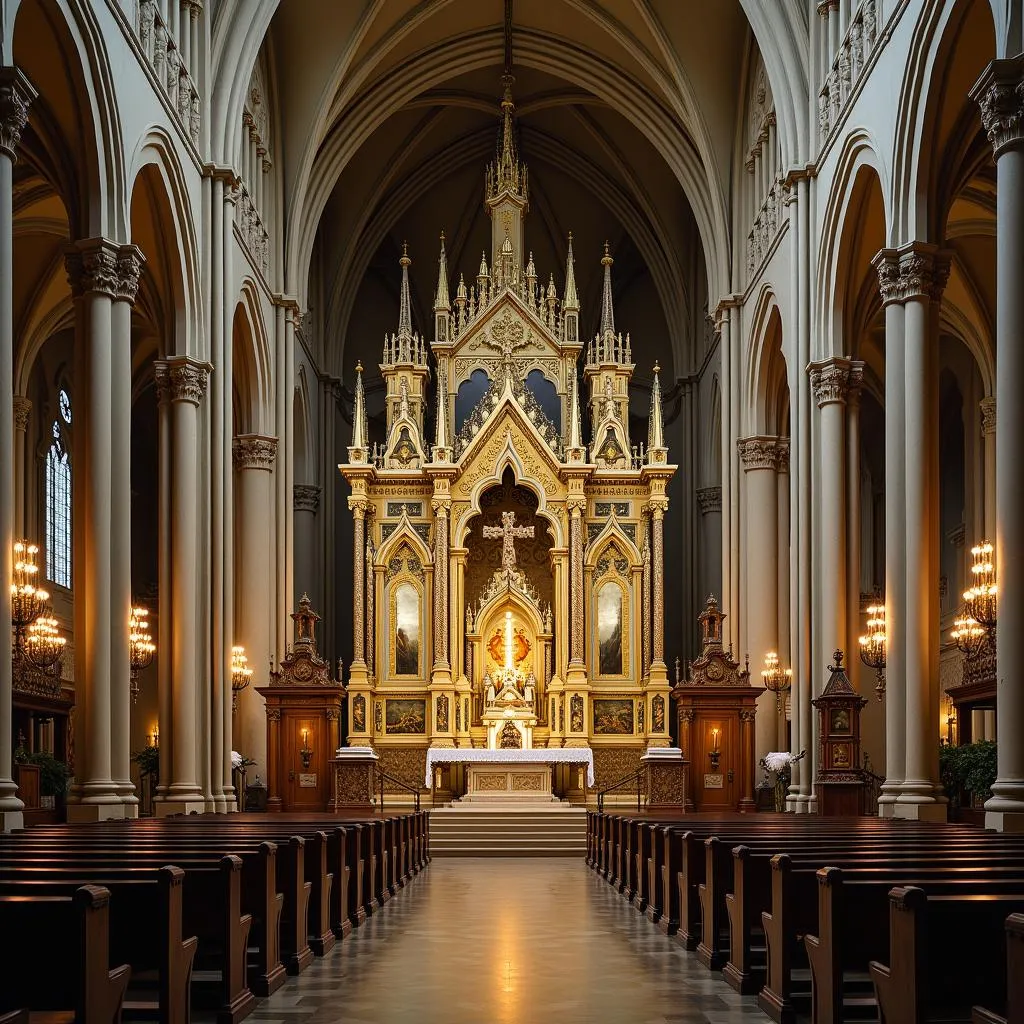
[599,241,615,339]
[486,75,528,205]
[434,231,450,311]
[563,232,579,311]
[351,361,368,452]
[434,361,450,454]
[648,362,665,455]
[398,241,413,339]
[567,364,584,455]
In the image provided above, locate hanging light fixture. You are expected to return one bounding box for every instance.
[951,612,987,660]
[858,601,887,700]
[964,541,998,631]
[760,651,792,713]
[11,540,49,652]
[128,606,156,704]
[25,614,66,676]
[231,645,253,712]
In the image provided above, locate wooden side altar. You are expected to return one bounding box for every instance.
[671,597,762,812]
[257,596,346,812]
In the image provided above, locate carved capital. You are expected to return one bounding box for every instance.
[808,358,854,407]
[431,497,451,517]
[293,483,321,511]
[0,67,36,162]
[980,395,997,436]
[696,485,722,514]
[154,357,211,406]
[348,496,371,519]
[566,496,587,517]
[12,396,32,431]
[971,55,1024,157]
[66,239,120,298]
[872,244,950,305]
[738,435,789,471]
[114,245,145,303]
[233,434,277,471]
[648,497,669,519]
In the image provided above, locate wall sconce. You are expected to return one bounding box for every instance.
[129,606,156,704]
[709,726,722,772]
[147,725,160,748]
[943,693,958,747]
[299,727,313,771]
[858,601,887,701]
[231,645,253,712]
[761,651,792,713]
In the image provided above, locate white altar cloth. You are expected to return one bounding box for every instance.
[424,747,595,788]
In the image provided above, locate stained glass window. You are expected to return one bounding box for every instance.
[45,403,72,589]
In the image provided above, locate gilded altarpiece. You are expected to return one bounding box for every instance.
[338,80,676,797]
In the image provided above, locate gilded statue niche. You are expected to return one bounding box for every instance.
[589,541,633,680]
[383,543,427,680]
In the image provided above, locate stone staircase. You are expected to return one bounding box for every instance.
[428,802,588,857]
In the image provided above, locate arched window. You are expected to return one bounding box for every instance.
[45,389,72,589]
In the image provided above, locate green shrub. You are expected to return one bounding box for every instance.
[940,740,997,802]
[22,751,72,797]
[132,746,159,777]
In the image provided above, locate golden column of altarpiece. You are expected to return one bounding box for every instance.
[339,81,676,797]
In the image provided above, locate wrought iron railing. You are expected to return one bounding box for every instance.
[596,768,645,813]
[862,754,884,816]
[376,766,421,812]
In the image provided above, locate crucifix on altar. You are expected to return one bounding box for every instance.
[482,510,534,581]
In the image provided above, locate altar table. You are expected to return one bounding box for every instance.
[424,748,595,797]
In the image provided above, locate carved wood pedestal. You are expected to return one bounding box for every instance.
[812,651,868,816]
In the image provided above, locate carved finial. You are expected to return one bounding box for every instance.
[647,362,665,454]
[434,231,450,311]
[563,233,579,313]
[600,241,615,340]
[351,361,367,451]
[398,243,413,339]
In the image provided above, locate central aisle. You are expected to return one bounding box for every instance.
[247,859,760,1024]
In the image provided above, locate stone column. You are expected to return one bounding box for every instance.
[293,483,320,604]
[738,436,786,762]
[845,364,865,701]
[696,486,722,608]
[432,498,451,672]
[972,57,1024,829]
[110,246,144,815]
[568,498,585,667]
[0,68,35,830]
[776,459,791,751]
[873,250,907,814]
[153,357,210,815]
[65,240,123,821]
[233,435,277,779]
[12,397,30,536]
[717,305,733,650]
[980,396,996,542]
[365,539,375,679]
[899,244,947,819]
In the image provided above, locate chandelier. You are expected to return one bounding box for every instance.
[858,601,887,700]
[11,541,49,643]
[129,606,156,704]
[25,615,66,676]
[231,645,253,712]
[760,651,791,713]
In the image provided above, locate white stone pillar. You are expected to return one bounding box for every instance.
[272,299,287,660]
[845,366,865,700]
[293,484,320,603]
[717,306,733,650]
[0,68,35,830]
[64,240,123,821]
[980,396,997,543]
[972,56,1024,830]
[153,357,210,815]
[776,458,791,751]
[111,246,144,815]
[738,436,786,762]
[12,397,30,536]
[893,244,948,820]
[697,486,723,609]
[233,435,277,779]
[873,250,906,814]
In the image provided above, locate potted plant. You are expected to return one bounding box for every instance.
[940,740,997,822]
[24,751,72,807]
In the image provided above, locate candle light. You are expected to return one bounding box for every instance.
[711,727,720,752]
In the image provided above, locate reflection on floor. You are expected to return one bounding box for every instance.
[246,858,763,1024]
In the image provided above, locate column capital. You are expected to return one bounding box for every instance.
[348,496,371,518]
[293,483,321,511]
[737,435,789,471]
[232,433,277,471]
[65,240,145,301]
[12,396,32,431]
[566,496,587,517]
[648,496,669,518]
[431,496,451,517]
[0,67,37,162]
[808,358,857,407]
[980,395,997,436]
[872,244,950,305]
[154,356,212,406]
[970,55,1024,158]
[696,485,722,514]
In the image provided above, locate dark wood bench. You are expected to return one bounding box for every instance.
[972,913,1024,1024]
[0,884,132,1022]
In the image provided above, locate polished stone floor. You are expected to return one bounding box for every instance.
[247,859,764,1024]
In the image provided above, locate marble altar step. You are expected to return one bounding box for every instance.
[428,805,587,857]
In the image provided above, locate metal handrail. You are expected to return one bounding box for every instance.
[376,765,421,812]
[596,768,645,813]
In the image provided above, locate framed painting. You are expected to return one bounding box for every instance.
[592,698,634,735]
[385,698,426,735]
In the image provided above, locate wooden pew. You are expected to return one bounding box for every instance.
[868,888,1024,1024]
[0,884,131,1023]
[972,913,1024,1024]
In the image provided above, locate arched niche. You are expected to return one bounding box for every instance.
[381,543,426,681]
[588,540,634,680]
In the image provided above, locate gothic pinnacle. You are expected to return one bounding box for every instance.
[563,232,579,311]
[434,361,449,453]
[567,361,583,454]
[351,360,367,451]
[599,240,615,340]
[434,231,450,311]
[648,361,665,454]
[398,241,413,339]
